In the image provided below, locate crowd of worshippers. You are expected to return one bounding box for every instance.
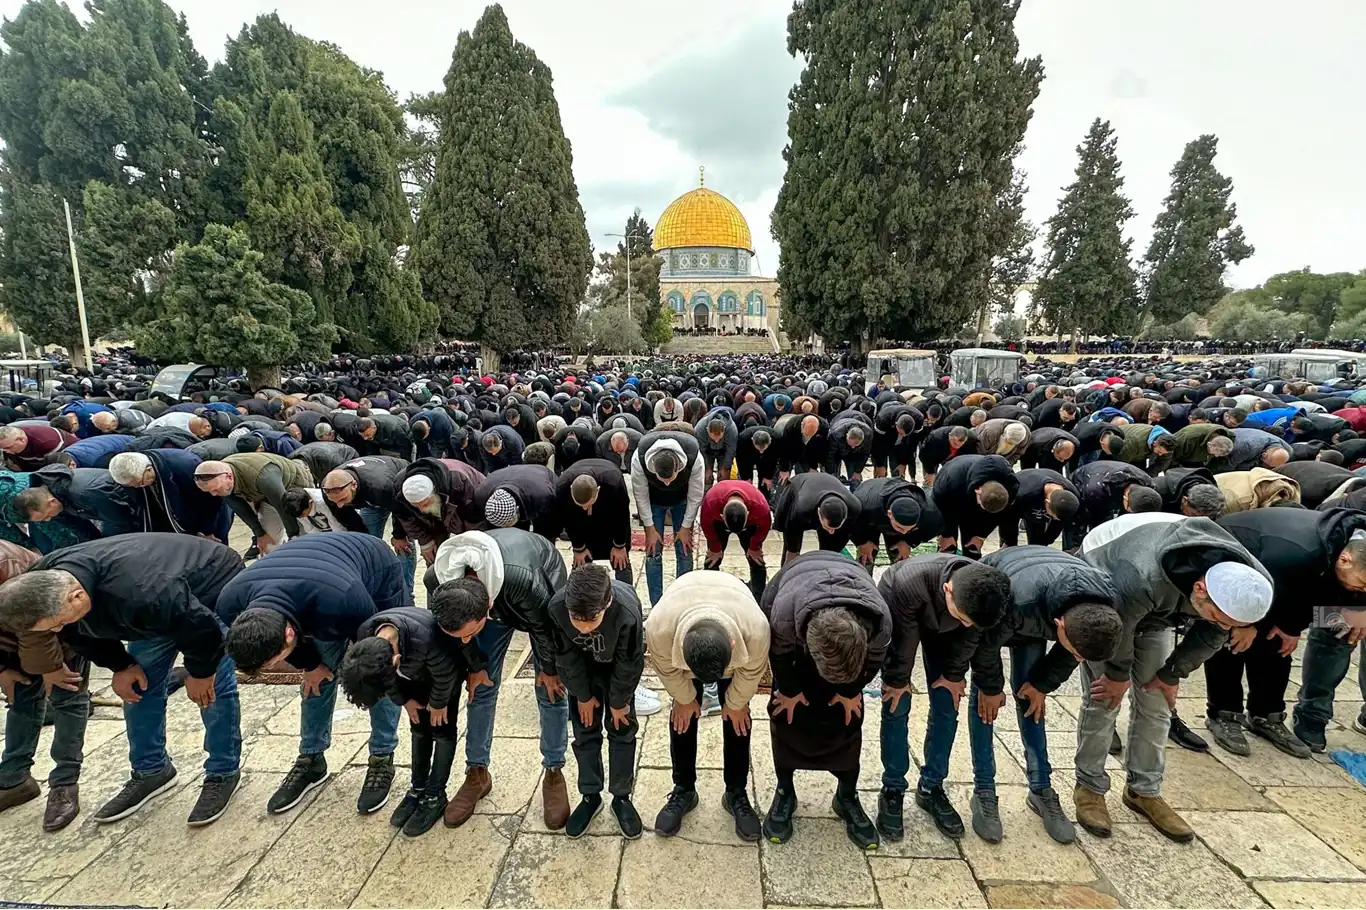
[0,354,1360,856]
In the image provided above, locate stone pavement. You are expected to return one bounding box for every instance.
[0,535,1364,908]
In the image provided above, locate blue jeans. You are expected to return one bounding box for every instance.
[465,619,568,769]
[358,506,417,604]
[645,501,693,605]
[880,682,914,793]
[301,640,400,757]
[0,664,89,787]
[125,636,241,778]
[968,641,1052,792]
[1293,627,1366,736]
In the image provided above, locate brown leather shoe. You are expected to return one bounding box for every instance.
[542,768,569,830]
[43,784,79,832]
[1122,788,1193,843]
[443,766,492,828]
[0,776,40,813]
[1072,785,1112,838]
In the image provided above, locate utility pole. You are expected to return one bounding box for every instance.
[63,199,93,373]
[605,231,645,323]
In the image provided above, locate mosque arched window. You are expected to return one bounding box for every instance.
[747,291,765,316]
[718,292,740,314]
[667,292,686,313]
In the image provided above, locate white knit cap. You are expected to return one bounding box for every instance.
[1204,562,1273,623]
[401,475,435,504]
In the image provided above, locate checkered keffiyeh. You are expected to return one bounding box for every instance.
[484,488,519,527]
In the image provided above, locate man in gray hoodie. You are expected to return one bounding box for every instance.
[1076,513,1272,843]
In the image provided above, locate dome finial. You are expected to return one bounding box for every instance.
[699,165,705,187]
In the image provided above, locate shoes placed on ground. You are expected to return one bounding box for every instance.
[188,771,240,827]
[1168,713,1209,753]
[1293,720,1327,754]
[723,789,761,842]
[1108,730,1123,756]
[243,544,261,561]
[542,768,570,831]
[1122,788,1193,843]
[970,788,1003,843]
[43,783,79,832]
[357,754,395,814]
[763,786,797,844]
[1026,787,1076,844]
[390,790,421,829]
[0,776,40,814]
[654,787,698,836]
[876,788,904,842]
[699,686,722,717]
[1249,712,1311,759]
[402,792,447,838]
[444,766,492,828]
[1072,785,1111,838]
[1206,711,1252,756]
[269,753,327,815]
[1354,712,1366,737]
[95,765,178,823]
[915,785,964,839]
[832,790,879,850]
[633,686,661,716]
[612,796,643,839]
[566,795,603,839]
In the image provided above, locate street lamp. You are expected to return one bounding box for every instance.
[604,231,645,322]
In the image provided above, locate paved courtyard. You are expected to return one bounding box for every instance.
[1,535,1365,908]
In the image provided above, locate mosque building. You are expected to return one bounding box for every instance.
[654,171,781,335]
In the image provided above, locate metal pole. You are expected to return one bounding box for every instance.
[63,199,93,373]
[625,235,632,323]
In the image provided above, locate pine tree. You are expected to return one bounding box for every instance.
[773,0,1042,349]
[1032,119,1139,348]
[138,224,335,388]
[412,4,592,364]
[1141,135,1253,325]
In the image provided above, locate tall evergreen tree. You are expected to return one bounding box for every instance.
[1032,118,1139,347]
[772,0,1042,349]
[1141,134,1253,325]
[412,4,592,363]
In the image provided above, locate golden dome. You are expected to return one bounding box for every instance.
[655,185,753,253]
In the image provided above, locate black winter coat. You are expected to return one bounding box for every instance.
[331,455,411,538]
[291,442,360,484]
[1071,460,1156,527]
[1155,467,1218,513]
[1275,461,1363,509]
[773,472,861,535]
[31,465,142,535]
[876,555,981,688]
[547,574,643,709]
[467,465,561,540]
[849,477,942,546]
[930,455,1019,539]
[356,607,465,709]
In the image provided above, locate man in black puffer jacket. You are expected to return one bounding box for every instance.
[929,454,1018,559]
[971,547,1122,844]
[1154,466,1226,518]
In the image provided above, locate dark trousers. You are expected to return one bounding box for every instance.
[407,705,458,796]
[1204,630,1293,718]
[996,512,1064,549]
[782,524,850,558]
[570,690,638,798]
[0,661,90,788]
[708,527,767,599]
[583,539,634,585]
[670,679,750,792]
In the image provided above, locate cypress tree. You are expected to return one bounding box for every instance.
[413,4,592,364]
[773,0,1042,349]
[1032,118,1140,347]
[1140,134,1253,325]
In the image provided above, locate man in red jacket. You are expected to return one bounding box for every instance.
[0,425,77,472]
[700,480,771,598]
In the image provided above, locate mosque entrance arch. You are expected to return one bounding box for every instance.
[693,302,710,330]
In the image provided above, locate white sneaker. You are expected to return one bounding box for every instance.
[700,684,722,717]
[634,686,662,716]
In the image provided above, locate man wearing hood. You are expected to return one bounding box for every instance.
[1068,461,1164,546]
[217,533,407,817]
[1154,467,1227,518]
[1076,513,1273,842]
[425,528,570,831]
[631,429,704,605]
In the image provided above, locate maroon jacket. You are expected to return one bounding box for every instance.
[8,426,77,472]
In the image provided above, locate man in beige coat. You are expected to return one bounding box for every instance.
[645,570,770,842]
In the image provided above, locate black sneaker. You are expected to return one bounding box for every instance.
[94,765,178,823]
[1249,712,1311,759]
[1168,712,1209,753]
[762,786,796,844]
[566,795,603,839]
[268,754,327,814]
[1293,720,1327,754]
[358,754,395,814]
[831,791,879,851]
[1108,730,1123,756]
[915,785,964,839]
[390,790,421,829]
[653,787,698,836]
[612,796,643,839]
[1205,711,1251,756]
[723,789,761,842]
[401,792,446,838]
[876,789,904,841]
[243,544,261,561]
[188,771,240,827]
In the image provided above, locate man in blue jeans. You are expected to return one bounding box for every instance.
[1294,621,1366,751]
[630,429,704,605]
[875,554,1009,841]
[425,528,571,829]
[969,547,1123,844]
[0,534,245,827]
[217,533,407,817]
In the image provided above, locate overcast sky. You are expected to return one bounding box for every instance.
[9,0,1363,288]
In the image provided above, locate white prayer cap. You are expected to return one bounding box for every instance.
[401,475,436,504]
[1204,562,1273,623]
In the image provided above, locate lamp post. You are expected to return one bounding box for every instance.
[604,231,645,322]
